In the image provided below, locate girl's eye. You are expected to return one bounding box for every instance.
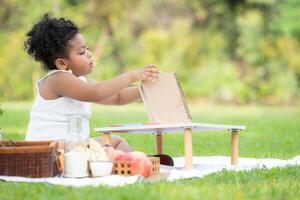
[79,51,85,55]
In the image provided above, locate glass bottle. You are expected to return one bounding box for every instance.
[64,115,89,178]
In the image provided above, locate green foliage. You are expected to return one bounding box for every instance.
[0,104,3,117]
[270,0,300,41]
[0,0,300,104]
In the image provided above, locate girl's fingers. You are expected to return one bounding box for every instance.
[143,72,160,82]
[144,68,158,74]
[145,64,157,68]
[139,64,160,81]
[145,64,158,70]
[144,70,159,77]
[144,68,160,75]
[142,74,148,80]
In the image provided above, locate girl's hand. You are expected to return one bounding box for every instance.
[129,64,160,82]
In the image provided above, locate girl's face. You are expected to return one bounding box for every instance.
[66,33,94,76]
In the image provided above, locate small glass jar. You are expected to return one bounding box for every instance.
[63,115,89,178]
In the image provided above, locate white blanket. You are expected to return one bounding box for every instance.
[1,155,299,187]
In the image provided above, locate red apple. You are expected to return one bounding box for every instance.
[130,157,152,178]
[106,149,126,161]
[129,151,147,159]
[115,152,133,161]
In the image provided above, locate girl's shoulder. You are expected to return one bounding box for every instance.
[41,69,78,84]
[44,70,87,83]
[38,70,74,100]
[44,69,72,79]
[39,70,91,101]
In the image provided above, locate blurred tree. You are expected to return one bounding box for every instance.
[0,0,299,104]
[84,0,140,73]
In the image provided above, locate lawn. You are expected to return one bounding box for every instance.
[0,102,300,200]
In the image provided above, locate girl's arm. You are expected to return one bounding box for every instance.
[49,65,159,102]
[87,79,141,105]
[117,87,141,105]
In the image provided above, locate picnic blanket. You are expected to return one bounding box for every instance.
[1,155,299,187]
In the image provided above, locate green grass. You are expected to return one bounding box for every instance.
[0,102,300,200]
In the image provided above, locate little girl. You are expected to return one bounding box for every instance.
[24,13,159,152]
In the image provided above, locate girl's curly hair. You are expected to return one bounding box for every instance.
[24,13,79,70]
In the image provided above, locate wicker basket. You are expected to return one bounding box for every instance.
[0,140,61,178]
[113,157,160,176]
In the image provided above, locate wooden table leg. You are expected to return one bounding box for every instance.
[102,132,112,146]
[231,130,239,165]
[156,134,163,154]
[184,128,193,170]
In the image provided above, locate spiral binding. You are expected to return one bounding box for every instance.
[174,72,192,121]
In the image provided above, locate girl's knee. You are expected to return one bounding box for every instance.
[110,135,125,146]
[111,135,124,143]
[91,135,131,152]
[111,135,131,152]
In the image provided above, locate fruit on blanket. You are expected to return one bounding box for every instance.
[130,156,152,177]
[115,152,133,161]
[129,151,147,159]
[108,149,126,161]
[105,149,152,177]
[105,147,124,161]
[114,150,147,162]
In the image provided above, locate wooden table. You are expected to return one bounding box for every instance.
[94,123,246,169]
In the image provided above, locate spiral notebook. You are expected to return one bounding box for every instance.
[139,72,192,123]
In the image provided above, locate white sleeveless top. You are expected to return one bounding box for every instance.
[26,70,91,141]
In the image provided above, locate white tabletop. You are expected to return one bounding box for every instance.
[94,122,246,134]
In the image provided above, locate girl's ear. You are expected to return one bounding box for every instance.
[54,58,69,70]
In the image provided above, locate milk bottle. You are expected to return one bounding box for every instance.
[63,115,89,178]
